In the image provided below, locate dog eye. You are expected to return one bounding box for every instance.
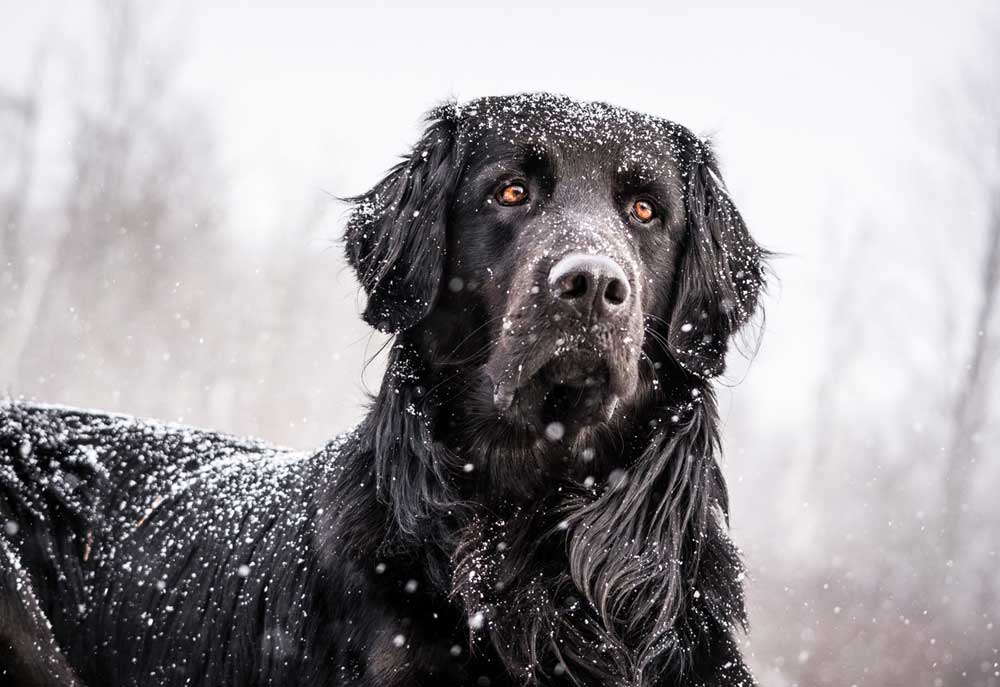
[631,199,656,223]
[497,182,529,206]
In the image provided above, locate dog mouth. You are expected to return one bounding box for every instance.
[538,356,620,428]
[487,344,637,432]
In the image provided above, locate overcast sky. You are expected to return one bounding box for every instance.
[2,0,993,429]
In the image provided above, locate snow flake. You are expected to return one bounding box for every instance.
[544,422,565,441]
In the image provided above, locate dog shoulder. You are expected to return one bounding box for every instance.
[0,401,304,533]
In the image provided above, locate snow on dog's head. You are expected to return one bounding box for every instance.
[346,93,765,439]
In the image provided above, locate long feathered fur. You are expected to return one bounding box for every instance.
[368,340,754,686]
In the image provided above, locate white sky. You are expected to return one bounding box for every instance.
[1,0,993,429]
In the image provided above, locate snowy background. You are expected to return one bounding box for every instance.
[2,1,999,684]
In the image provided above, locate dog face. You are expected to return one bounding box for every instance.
[347,94,763,435]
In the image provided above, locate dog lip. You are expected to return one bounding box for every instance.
[605,355,639,400]
[603,395,620,421]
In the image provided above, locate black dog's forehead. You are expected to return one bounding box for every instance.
[454,93,698,178]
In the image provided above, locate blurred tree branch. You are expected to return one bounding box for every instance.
[941,21,1000,560]
[944,188,999,558]
[0,47,46,387]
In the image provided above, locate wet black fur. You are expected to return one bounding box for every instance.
[0,94,766,686]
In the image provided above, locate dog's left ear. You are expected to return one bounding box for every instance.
[345,105,463,333]
[668,141,765,378]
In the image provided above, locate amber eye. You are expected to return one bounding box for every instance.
[497,182,528,206]
[632,199,656,223]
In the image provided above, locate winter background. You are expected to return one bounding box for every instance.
[2,1,999,685]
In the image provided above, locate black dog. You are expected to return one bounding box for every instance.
[0,93,766,686]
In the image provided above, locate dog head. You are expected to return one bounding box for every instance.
[346,94,764,435]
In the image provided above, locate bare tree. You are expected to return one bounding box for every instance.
[741,16,1000,687]
[943,190,999,557]
[0,48,46,386]
[940,25,1000,560]
[0,0,224,394]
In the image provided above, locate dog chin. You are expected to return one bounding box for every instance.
[490,351,637,435]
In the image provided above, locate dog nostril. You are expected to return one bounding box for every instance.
[604,278,627,306]
[549,253,631,314]
[559,274,589,300]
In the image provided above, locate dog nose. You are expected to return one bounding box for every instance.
[548,253,631,316]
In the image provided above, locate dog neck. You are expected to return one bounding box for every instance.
[324,336,751,685]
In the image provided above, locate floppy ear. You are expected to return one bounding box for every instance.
[345,105,463,333]
[668,142,765,378]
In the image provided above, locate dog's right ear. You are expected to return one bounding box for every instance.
[345,105,463,333]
